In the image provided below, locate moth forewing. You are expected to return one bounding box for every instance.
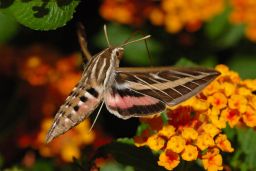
[46,25,220,143]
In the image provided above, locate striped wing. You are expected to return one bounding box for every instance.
[104,67,220,119]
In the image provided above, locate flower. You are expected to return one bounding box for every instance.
[158,150,180,170]
[100,0,224,33]
[134,64,256,170]
[202,148,223,171]
[181,145,198,161]
[147,134,165,151]
[166,136,186,153]
[230,0,256,42]
[215,134,234,152]
[35,118,95,162]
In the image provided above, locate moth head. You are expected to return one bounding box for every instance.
[112,47,124,59]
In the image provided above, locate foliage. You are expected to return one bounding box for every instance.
[0,0,256,171]
[0,0,80,30]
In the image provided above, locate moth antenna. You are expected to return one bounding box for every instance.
[89,101,104,132]
[123,30,140,44]
[144,38,154,67]
[104,24,111,47]
[121,35,151,47]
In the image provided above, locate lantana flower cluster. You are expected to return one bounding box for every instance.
[134,64,256,170]
[100,0,256,42]
[229,0,256,42]
[100,0,224,32]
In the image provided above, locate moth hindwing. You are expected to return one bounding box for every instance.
[46,25,220,143]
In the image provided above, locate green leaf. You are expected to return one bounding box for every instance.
[228,54,256,79]
[4,167,24,171]
[160,112,168,125]
[93,23,162,66]
[136,123,150,136]
[1,0,80,30]
[117,138,134,145]
[175,57,197,67]
[237,128,256,169]
[205,8,230,39]
[96,142,167,171]
[0,12,18,43]
[205,7,245,48]
[218,24,245,48]
[101,162,135,171]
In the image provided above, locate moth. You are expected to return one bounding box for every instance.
[46,24,220,143]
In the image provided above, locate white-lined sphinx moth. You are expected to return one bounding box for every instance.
[46,25,220,143]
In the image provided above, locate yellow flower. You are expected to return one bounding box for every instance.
[159,125,176,138]
[215,64,229,74]
[181,145,198,161]
[242,79,256,91]
[203,81,221,96]
[228,94,247,113]
[202,148,223,171]
[222,82,236,97]
[242,107,256,127]
[149,8,165,26]
[202,124,220,138]
[221,108,240,128]
[191,98,210,111]
[181,127,198,140]
[167,136,186,153]
[158,150,180,171]
[207,92,227,109]
[238,87,252,96]
[147,134,165,151]
[196,133,215,150]
[60,145,80,162]
[215,134,234,152]
[208,111,226,129]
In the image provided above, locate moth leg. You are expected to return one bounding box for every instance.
[77,23,92,61]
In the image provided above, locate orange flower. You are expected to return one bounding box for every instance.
[215,134,234,152]
[181,127,198,140]
[147,134,165,151]
[181,145,198,161]
[202,148,223,171]
[36,118,95,162]
[158,125,176,138]
[221,108,240,128]
[228,94,247,113]
[196,133,215,150]
[158,150,180,170]
[242,107,256,127]
[166,136,186,153]
[134,64,256,170]
[207,92,227,109]
[202,124,220,138]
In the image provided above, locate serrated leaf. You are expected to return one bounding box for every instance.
[0,12,18,43]
[1,0,80,30]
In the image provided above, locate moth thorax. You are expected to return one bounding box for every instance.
[112,47,124,59]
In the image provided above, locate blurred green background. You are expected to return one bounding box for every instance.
[1,0,256,170]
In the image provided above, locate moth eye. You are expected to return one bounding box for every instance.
[116,51,120,56]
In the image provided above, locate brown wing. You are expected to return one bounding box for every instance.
[104,67,219,119]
